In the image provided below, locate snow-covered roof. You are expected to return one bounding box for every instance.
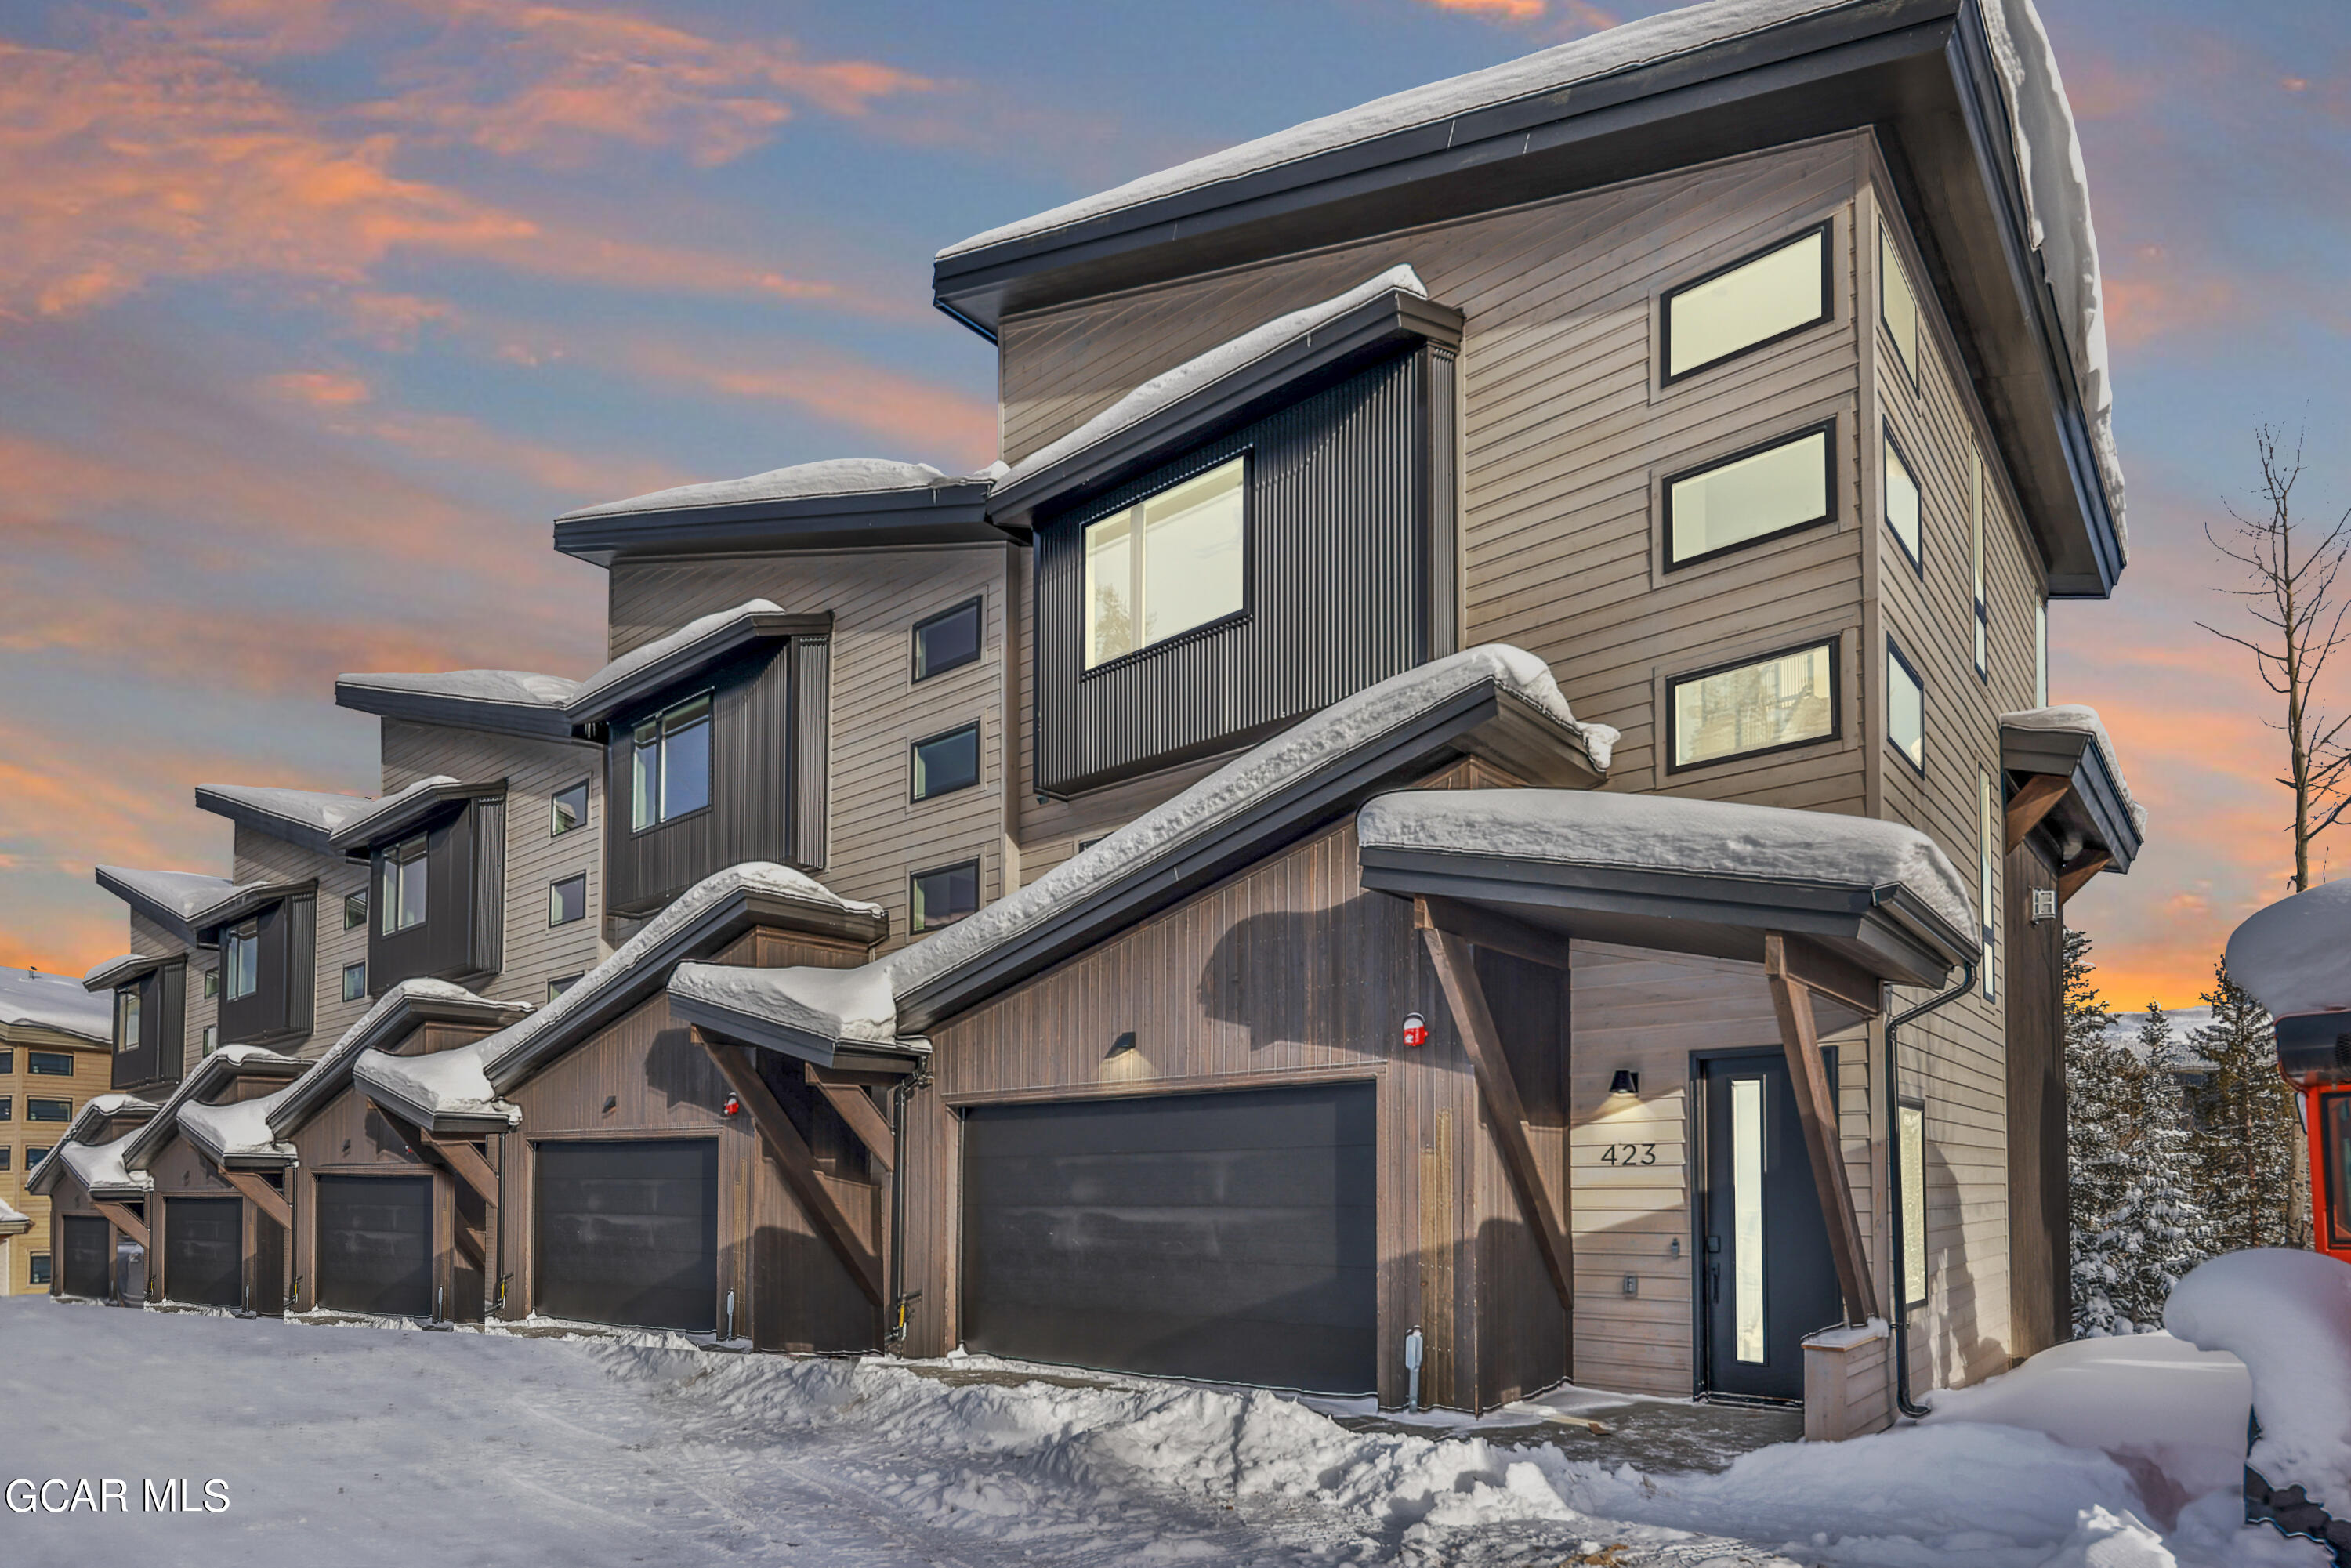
[194,783,374,853]
[26,1093,159,1198]
[2225,881,2351,1020]
[560,458,954,523]
[0,1195,26,1231]
[52,1129,148,1198]
[266,979,528,1139]
[565,599,815,723]
[0,964,112,1041]
[668,961,908,1070]
[994,265,1429,498]
[179,1083,299,1168]
[327,774,485,853]
[351,1037,513,1131]
[2166,1248,2351,1519]
[119,1045,304,1171]
[2000,704,2146,840]
[94,864,242,926]
[334,668,583,741]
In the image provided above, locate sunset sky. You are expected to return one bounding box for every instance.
[1,0,2345,1012]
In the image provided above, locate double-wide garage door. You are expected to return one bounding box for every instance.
[316,1175,433,1317]
[60,1215,110,1299]
[962,1083,1376,1395]
[534,1139,717,1332]
[165,1197,242,1309]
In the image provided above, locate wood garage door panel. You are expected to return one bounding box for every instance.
[534,1139,717,1333]
[165,1197,242,1308]
[61,1215,110,1299]
[962,1083,1375,1394]
[315,1175,433,1317]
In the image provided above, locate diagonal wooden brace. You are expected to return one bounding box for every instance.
[416,1130,499,1208]
[217,1168,293,1231]
[1763,932,1881,1325]
[806,1064,895,1171]
[94,1199,149,1250]
[2005,774,2072,852]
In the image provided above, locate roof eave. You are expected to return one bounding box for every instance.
[563,611,835,726]
[266,991,531,1138]
[672,989,929,1074]
[193,879,319,942]
[329,782,505,857]
[333,681,581,742]
[92,870,211,949]
[552,481,1005,566]
[2001,726,2141,871]
[191,787,350,857]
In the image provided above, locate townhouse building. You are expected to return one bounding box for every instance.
[0,966,113,1293]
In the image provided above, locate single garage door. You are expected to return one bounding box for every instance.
[315,1175,433,1317]
[534,1139,716,1332]
[60,1215,111,1299]
[165,1197,243,1308]
[962,1082,1376,1395]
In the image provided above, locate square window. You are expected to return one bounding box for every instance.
[1886,640,1925,773]
[28,1255,49,1286]
[549,874,587,927]
[342,961,367,1003]
[27,1051,72,1076]
[911,724,981,801]
[1661,223,1831,382]
[1668,642,1838,770]
[1084,456,1247,667]
[913,598,984,683]
[25,1146,49,1170]
[27,1099,70,1123]
[548,975,581,1002]
[1663,423,1835,570]
[342,892,368,931]
[551,779,589,837]
[1881,223,1919,381]
[911,860,981,932]
[1882,425,1922,569]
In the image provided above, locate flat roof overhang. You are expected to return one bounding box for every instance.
[333,681,577,742]
[935,0,2119,596]
[563,610,833,727]
[192,879,319,943]
[2001,723,2140,873]
[554,480,1006,566]
[329,781,502,859]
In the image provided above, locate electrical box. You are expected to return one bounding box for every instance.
[2030,888,2059,924]
[1621,1273,1639,1297]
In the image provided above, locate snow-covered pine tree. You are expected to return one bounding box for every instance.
[2100,1003,2211,1328]
[2063,928,2138,1334]
[2187,962,2302,1252]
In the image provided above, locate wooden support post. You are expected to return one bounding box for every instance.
[806,1065,896,1171]
[1763,932,1881,1325]
[697,1030,885,1305]
[217,1168,293,1231]
[93,1199,149,1249]
[416,1130,500,1206]
[2004,774,2073,851]
[2056,849,2111,904]
[1416,904,1576,1318]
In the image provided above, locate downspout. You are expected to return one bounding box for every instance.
[1886,957,1975,1421]
[494,1129,509,1317]
[885,1062,931,1346]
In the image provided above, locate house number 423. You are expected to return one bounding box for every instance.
[1597,1143,1657,1166]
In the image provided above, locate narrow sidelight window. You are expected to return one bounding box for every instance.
[911,723,981,802]
[201,1025,218,1057]
[28,1051,71,1076]
[114,990,140,1055]
[549,874,587,927]
[342,961,367,1003]
[1980,770,1999,1001]
[225,920,260,999]
[203,967,219,998]
[1881,223,1919,382]
[27,1098,69,1122]
[2035,600,2050,706]
[1084,456,1247,667]
[1664,422,1835,570]
[1886,639,1925,773]
[1668,642,1837,771]
[1900,1099,1929,1307]
[632,693,712,830]
[913,597,984,682]
[1882,425,1922,568]
[342,892,367,931]
[380,835,427,934]
[1972,449,1990,678]
[911,860,980,932]
[1661,223,1831,382]
[550,779,589,837]
[1730,1075,1767,1363]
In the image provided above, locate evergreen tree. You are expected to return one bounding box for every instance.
[2063,929,2138,1334]
[2187,962,2302,1252]
[2102,1004,2210,1328]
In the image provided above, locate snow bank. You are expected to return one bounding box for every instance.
[2166,1248,2351,1519]
[560,457,954,521]
[2225,880,2351,1019]
[0,961,113,1039]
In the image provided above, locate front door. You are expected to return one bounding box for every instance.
[1697,1050,1841,1400]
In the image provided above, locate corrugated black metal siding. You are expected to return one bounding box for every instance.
[1032,348,1449,796]
[469,796,506,978]
[793,636,830,869]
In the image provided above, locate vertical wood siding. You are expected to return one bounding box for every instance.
[2004,843,2066,1360]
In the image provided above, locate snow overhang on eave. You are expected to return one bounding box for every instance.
[82,951,179,994]
[2000,715,2142,874]
[266,984,531,1139]
[0,1211,27,1237]
[1354,789,1976,995]
[936,0,2121,598]
[193,784,370,857]
[563,606,834,726]
[553,476,1005,566]
[328,778,504,859]
[333,675,581,742]
[118,1049,306,1172]
[192,879,319,943]
[670,964,929,1075]
[92,866,239,948]
[2225,879,2351,1028]
[178,1103,297,1171]
[985,277,1464,536]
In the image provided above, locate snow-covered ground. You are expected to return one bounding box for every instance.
[0,1298,2324,1567]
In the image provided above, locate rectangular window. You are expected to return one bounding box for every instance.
[342,892,368,932]
[632,693,713,831]
[0,1048,9,1073]
[1084,456,1247,667]
[1730,1074,1767,1363]
[380,835,427,933]
[911,724,981,802]
[1664,422,1835,570]
[204,966,219,998]
[548,975,581,1002]
[913,597,984,682]
[27,1051,72,1076]
[29,1254,49,1286]
[0,1099,10,1121]
[201,1025,218,1057]
[911,860,981,932]
[2035,600,2050,707]
[342,961,367,1003]
[1881,223,1918,382]
[0,1143,11,1163]
[1900,1099,1929,1307]
[27,1098,70,1123]
[1882,425,1922,569]
[1668,642,1838,771]
[550,779,589,837]
[1980,770,1999,1001]
[1661,223,1831,382]
[115,990,140,1053]
[549,874,587,927]
[1972,451,1990,678]
[223,920,259,1001]
[1886,639,1925,773]
[26,1146,49,1170]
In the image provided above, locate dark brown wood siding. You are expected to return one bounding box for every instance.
[2005,841,2067,1359]
[288,1085,480,1319]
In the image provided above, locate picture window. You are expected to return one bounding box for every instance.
[911,724,981,802]
[912,597,984,683]
[1661,224,1831,382]
[549,874,587,928]
[1084,456,1246,667]
[1663,423,1835,570]
[1668,642,1838,771]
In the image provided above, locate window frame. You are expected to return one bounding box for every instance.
[1657,220,1835,386]
[1879,221,1921,388]
[1664,638,1842,776]
[27,1051,72,1077]
[550,778,590,838]
[1886,637,1927,776]
[629,690,716,835]
[1078,451,1254,676]
[25,1146,49,1170]
[342,961,368,1004]
[380,835,428,935]
[909,722,983,803]
[909,858,982,934]
[114,987,142,1053]
[0,1099,11,1122]
[26,1097,71,1123]
[547,975,582,1002]
[911,596,985,684]
[1881,420,1924,574]
[28,1254,49,1286]
[549,873,588,928]
[1660,418,1839,574]
[203,965,220,998]
[224,919,262,1001]
[201,1025,218,1057]
[1980,769,1999,1001]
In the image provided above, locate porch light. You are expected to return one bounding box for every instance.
[1609,1070,1640,1097]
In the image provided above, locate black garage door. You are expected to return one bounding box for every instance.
[165,1197,242,1308]
[534,1139,717,1331]
[61,1215,110,1299]
[962,1082,1376,1394]
[316,1175,433,1317]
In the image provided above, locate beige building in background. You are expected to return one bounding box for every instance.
[1,965,114,1294]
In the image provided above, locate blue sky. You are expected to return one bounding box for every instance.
[0,0,2345,1008]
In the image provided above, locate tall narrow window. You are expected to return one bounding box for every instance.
[342,961,367,1003]
[913,597,984,682]
[2035,600,2050,706]
[911,860,981,932]
[1881,223,1919,382]
[911,724,981,802]
[631,693,712,830]
[201,1025,218,1057]
[114,989,140,1053]
[203,967,219,998]
[1664,424,1835,569]
[381,835,427,933]
[1882,425,1922,568]
[1887,640,1925,773]
[550,779,589,837]
[549,874,587,927]
[1980,770,1999,1001]
[1661,224,1831,382]
[28,1255,49,1286]
[1900,1099,1929,1307]
[342,892,367,931]
[1972,451,1990,678]
[1084,457,1246,667]
[1731,1075,1767,1363]
[224,922,259,1001]
[2321,1092,2351,1252]
[1668,642,1837,770]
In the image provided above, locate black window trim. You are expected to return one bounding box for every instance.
[1886,635,1928,777]
[548,973,584,1001]
[27,1050,75,1076]
[1663,636,1843,777]
[550,777,591,838]
[1661,417,1839,574]
[1072,447,1255,680]
[911,595,986,684]
[1880,418,1925,575]
[341,960,368,1003]
[1657,219,1835,387]
[909,721,984,803]
[549,872,589,929]
[909,857,983,934]
[27,1097,72,1122]
[626,688,717,837]
[1880,219,1923,392]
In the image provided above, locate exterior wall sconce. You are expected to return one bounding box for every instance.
[1106,1030,1137,1059]
[1609,1070,1639,1096]
[2030,888,2059,924]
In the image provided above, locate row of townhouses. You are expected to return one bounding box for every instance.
[30,0,2146,1438]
